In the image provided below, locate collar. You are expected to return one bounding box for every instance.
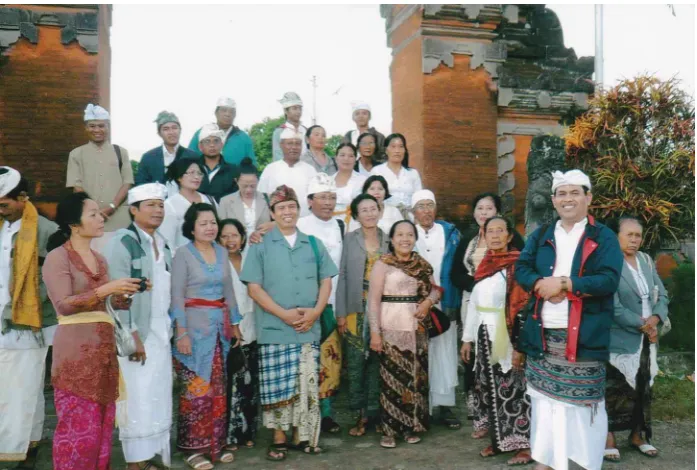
[282,121,306,131]
[87,140,109,150]
[555,216,589,234]
[269,225,308,244]
[162,143,180,157]
[306,213,337,228]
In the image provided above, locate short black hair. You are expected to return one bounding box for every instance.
[336,142,357,158]
[218,218,247,252]
[238,157,259,177]
[553,186,590,196]
[0,172,30,201]
[47,192,92,252]
[182,203,218,241]
[166,158,205,186]
[305,125,324,140]
[472,192,502,214]
[350,193,379,220]
[606,215,643,235]
[362,175,392,201]
[384,133,410,169]
[128,200,142,221]
[354,132,378,171]
[387,219,418,254]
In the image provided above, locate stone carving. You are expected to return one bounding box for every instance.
[422,37,507,75]
[525,135,567,235]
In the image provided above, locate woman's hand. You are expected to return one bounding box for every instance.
[176,333,192,355]
[99,278,142,298]
[293,308,320,333]
[337,317,347,335]
[512,351,526,371]
[460,342,472,364]
[414,300,432,321]
[370,333,383,353]
[640,315,660,334]
[128,332,147,365]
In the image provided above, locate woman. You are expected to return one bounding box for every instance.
[604,216,668,461]
[355,175,403,233]
[43,193,144,470]
[161,159,217,251]
[355,132,379,176]
[336,194,390,437]
[370,133,422,217]
[450,192,525,431]
[461,216,532,466]
[332,143,367,230]
[368,220,442,449]
[218,219,259,450]
[171,203,242,470]
[218,157,273,236]
[300,125,337,175]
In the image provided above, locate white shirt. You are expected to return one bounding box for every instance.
[332,171,366,221]
[540,218,588,328]
[370,163,423,209]
[357,160,372,177]
[297,214,342,306]
[162,144,179,169]
[161,192,215,252]
[415,223,445,290]
[258,159,317,217]
[135,225,172,339]
[284,232,297,248]
[230,253,256,345]
[242,198,257,235]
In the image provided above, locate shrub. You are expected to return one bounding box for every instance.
[661,262,695,351]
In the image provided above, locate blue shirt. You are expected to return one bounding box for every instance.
[189,126,256,166]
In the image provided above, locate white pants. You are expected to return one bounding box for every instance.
[0,347,47,460]
[529,389,607,470]
[428,326,459,411]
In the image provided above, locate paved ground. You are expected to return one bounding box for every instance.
[1,383,694,470]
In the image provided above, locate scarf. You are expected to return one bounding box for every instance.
[380,251,433,301]
[10,201,42,329]
[474,250,530,363]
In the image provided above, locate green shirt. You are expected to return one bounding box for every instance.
[240,226,338,345]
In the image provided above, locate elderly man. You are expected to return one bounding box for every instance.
[272,92,307,162]
[411,189,463,429]
[66,103,134,252]
[189,97,256,166]
[0,167,58,468]
[258,128,317,217]
[297,173,345,434]
[104,183,172,470]
[516,170,623,470]
[196,123,239,203]
[136,111,198,187]
[342,101,385,162]
[241,185,337,461]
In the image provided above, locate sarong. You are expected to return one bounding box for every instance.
[53,388,115,470]
[226,342,260,446]
[319,329,342,399]
[379,331,429,438]
[260,343,321,447]
[472,324,530,452]
[606,335,653,439]
[173,338,227,461]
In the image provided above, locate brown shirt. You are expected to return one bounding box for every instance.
[66,141,134,232]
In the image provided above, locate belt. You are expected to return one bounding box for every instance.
[381,295,419,303]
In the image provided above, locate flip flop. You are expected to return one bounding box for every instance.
[507,450,533,466]
[184,454,213,470]
[631,443,658,457]
[380,436,397,449]
[604,448,621,461]
[321,416,341,433]
[266,443,288,461]
[288,441,323,455]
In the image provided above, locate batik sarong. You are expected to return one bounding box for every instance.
[226,342,260,446]
[472,324,530,452]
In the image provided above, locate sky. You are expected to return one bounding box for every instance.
[109,4,695,161]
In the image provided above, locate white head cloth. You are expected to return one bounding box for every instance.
[411,189,436,207]
[216,97,236,109]
[551,169,592,193]
[84,103,110,121]
[279,127,304,141]
[0,167,21,198]
[128,183,167,205]
[198,123,225,143]
[279,92,303,109]
[351,101,371,113]
[307,173,337,196]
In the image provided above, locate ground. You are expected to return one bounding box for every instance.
[1,379,694,470]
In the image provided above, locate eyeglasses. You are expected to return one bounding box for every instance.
[201,139,221,146]
[184,171,204,177]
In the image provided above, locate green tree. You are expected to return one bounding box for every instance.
[130,159,139,179]
[247,115,285,172]
[565,75,695,253]
[325,134,344,157]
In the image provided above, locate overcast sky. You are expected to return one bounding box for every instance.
[109,4,695,161]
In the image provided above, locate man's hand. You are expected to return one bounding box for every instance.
[129,332,146,365]
[232,324,243,348]
[281,308,304,327]
[460,342,472,364]
[337,316,347,335]
[547,293,566,304]
[100,206,115,220]
[535,277,564,300]
[293,308,320,333]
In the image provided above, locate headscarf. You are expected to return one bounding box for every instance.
[84,103,109,121]
[380,252,433,301]
[268,185,298,209]
[154,110,180,130]
[551,169,591,193]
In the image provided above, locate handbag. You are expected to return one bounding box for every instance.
[308,236,338,343]
[427,305,451,338]
[106,294,137,357]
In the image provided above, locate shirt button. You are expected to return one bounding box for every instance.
[550,266,553,269]
[572,327,577,330]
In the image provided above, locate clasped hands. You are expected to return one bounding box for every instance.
[534,276,571,304]
[283,307,320,333]
[639,315,660,343]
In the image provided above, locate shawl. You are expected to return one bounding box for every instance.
[10,201,41,329]
[380,251,433,301]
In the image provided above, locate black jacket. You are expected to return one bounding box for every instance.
[198,156,239,203]
[135,145,198,185]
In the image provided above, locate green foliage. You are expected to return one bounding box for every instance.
[130,160,139,178]
[652,375,695,421]
[661,262,695,352]
[565,75,695,253]
[325,134,344,157]
[247,115,285,172]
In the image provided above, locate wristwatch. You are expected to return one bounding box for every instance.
[109,203,117,211]
[560,277,569,292]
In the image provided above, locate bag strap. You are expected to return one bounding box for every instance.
[336,219,345,241]
[113,144,123,171]
[308,235,321,288]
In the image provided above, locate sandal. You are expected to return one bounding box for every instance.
[185,454,213,470]
[441,409,462,430]
[380,436,397,449]
[404,434,421,445]
[480,445,498,458]
[631,442,658,458]
[220,450,234,463]
[136,462,164,470]
[288,441,323,455]
[266,443,288,462]
[471,428,489,439]
[507,449,533,466]
[604,448,621,462]
[321,416,341,434]
[349,417,368,437]
[245,441,255,448]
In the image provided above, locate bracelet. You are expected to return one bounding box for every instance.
[176,332,188,341]
[109,203,117,210]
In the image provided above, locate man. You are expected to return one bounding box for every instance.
[0,167,58,468]
[258,128,317,217]
[104,183,173,470]
[66,103,134,252]
[272,92,307,162]
[296,173,344,434]
[342,101,385,162]
[196,123,240,203]
[241,185,337,460]
[515,170,623,470]
[188,97,256,166]
[411,189,463,429]
[135,110,198,187]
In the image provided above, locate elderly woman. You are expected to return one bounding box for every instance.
[300,125,337,175]
[461,216,531,465]
[332,143,366,229]
[603,216,669,461]
[43,193,144,470]
[171,203,242,470]
[368,220,442,449]
[370,134,422,217]
[450,192,525,430]
[218,158,273,236]
[335,194,390,437]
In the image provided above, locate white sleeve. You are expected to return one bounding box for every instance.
[257,167,270,194]
[462,283,480,343]
[160,200,178,251]
[413,169,423,192]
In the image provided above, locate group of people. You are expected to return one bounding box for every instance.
[0,92,670,470]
